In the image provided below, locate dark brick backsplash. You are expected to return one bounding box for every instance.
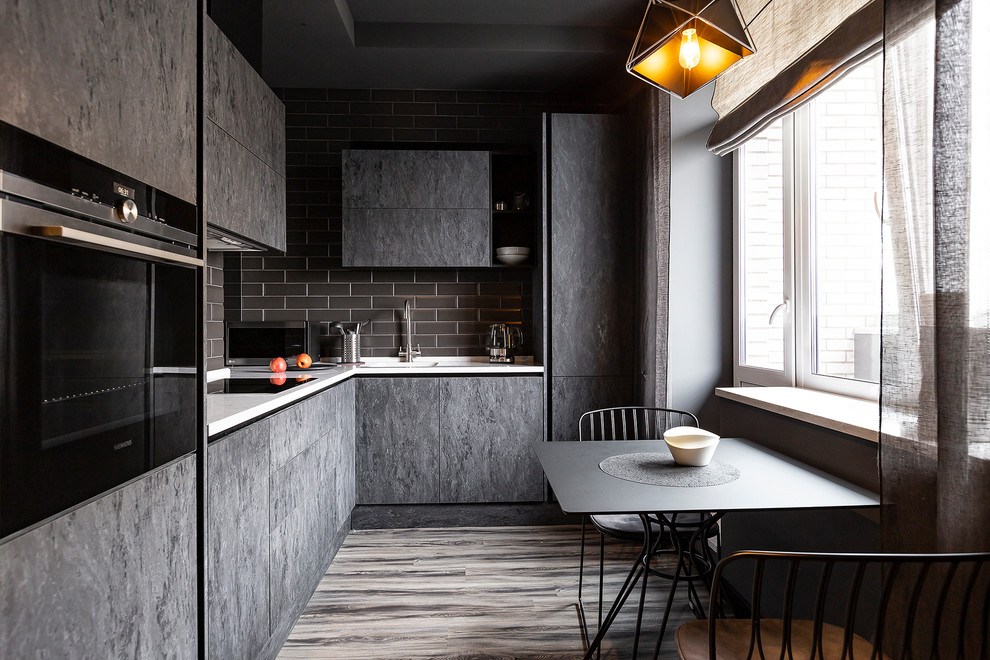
[237,263,535,359]
[206,250,225,371]
[217,86,631,361]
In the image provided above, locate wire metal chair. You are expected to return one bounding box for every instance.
[576,406,714,656]
[675,550,990,660]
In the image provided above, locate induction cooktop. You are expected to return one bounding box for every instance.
[213,376,318,395]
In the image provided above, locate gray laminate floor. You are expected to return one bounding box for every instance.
[278,525,698,659]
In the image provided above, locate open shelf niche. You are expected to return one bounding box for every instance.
[490,151,539,267]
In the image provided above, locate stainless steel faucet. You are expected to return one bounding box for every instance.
[399,299,421,362]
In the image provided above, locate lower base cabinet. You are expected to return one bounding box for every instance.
[0,456,198,659]
[440,376,544,502]
[355,378,441,504]
[356,375,545,505]
[208,418,272,660]
[208,380,355,660]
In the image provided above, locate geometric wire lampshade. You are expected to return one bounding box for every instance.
[626,0,756,99]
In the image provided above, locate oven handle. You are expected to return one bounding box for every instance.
[30,225,203,267]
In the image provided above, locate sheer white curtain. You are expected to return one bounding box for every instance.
[880,0,990,552]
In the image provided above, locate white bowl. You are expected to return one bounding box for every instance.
[496,246,530,255]
[496,253,528,265]
[662,426,721,467]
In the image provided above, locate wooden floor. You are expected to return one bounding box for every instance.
[279,525,698,659]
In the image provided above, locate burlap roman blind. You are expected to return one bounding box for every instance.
[707,0,883,155]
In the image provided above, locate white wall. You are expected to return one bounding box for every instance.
[666,85,733,431]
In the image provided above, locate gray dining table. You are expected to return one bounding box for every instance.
[535,437,880,659]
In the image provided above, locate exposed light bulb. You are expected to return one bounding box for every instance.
[679,28,701,70]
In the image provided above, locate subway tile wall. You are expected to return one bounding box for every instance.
[236,262,534,359]
[221,87,630,360]
[206,251,225,371]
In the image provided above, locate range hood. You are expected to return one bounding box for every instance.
[206,224,269,252]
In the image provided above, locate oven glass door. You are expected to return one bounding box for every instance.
[1,234,197,537]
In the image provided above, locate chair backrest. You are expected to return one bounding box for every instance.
[577,406,699,442]
[706,550,990,660]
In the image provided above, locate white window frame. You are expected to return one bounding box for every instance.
[733,115,795,390]
[734,107,880,401]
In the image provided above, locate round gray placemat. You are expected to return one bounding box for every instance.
[599,452,740,487]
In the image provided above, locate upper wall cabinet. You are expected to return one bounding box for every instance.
[204,19,284,175]
[0,0,197,203]
[203,18,286,252]
[342,149,491,267]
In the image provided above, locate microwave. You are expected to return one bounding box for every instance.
[225,321,322,365]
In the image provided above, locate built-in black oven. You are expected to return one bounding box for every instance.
[0,121,200,538]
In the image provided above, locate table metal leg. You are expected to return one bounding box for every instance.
[576,518,605,660]
[649,512,726,660]
[682,523,709,619]
[579,511,725,660]
[577,517,593,652]
[632,514,668,658]
[578,516,587,603]
[598,532,605,639]
[581,542,647,660]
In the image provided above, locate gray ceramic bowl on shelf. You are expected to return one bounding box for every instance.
[495,246,530,265]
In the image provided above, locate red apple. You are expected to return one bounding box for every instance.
[296,353,313,369]
[269,373,287,385]
[269,356,287,373]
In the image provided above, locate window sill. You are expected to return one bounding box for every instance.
[715,387,879,443]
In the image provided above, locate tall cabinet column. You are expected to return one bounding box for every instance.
[0,2,199,657]
[546,113,638,442]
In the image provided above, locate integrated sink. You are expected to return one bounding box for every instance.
[361,361,440,369]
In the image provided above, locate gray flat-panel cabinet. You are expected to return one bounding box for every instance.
[343,208,490,268]
[203,18,286,251]
[548,113,636,445]
[204,19,285,175]
[354,375,546,505]
[342,149,491,267]
[205,382,355,660]
[268,423,336,643]
[0,457,198,658]
[439,376,545,503]
[550,375,633,443]
[207,419,272,660]
[332,380,357,525]
[355,377,440,504]
[204,121,287,252]
[0,0,197,203]
[549,114,634,378]
[267,383,353,652]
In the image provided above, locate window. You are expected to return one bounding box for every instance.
[734,56,883,400]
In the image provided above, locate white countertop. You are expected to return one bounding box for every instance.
[207,357,543,437]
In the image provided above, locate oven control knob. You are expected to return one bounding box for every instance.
[115,198,138,224]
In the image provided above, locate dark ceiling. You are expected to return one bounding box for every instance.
[251,0,647,92]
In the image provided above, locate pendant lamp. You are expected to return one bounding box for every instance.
[626,0,756,99]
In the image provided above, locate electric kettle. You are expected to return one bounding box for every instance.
[487,323,523,364]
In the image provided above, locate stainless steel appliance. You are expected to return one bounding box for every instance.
[0,121,200,538]
[487,323,523,364]
[224,321,322,366]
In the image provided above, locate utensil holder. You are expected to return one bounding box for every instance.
[341,335,363,364]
